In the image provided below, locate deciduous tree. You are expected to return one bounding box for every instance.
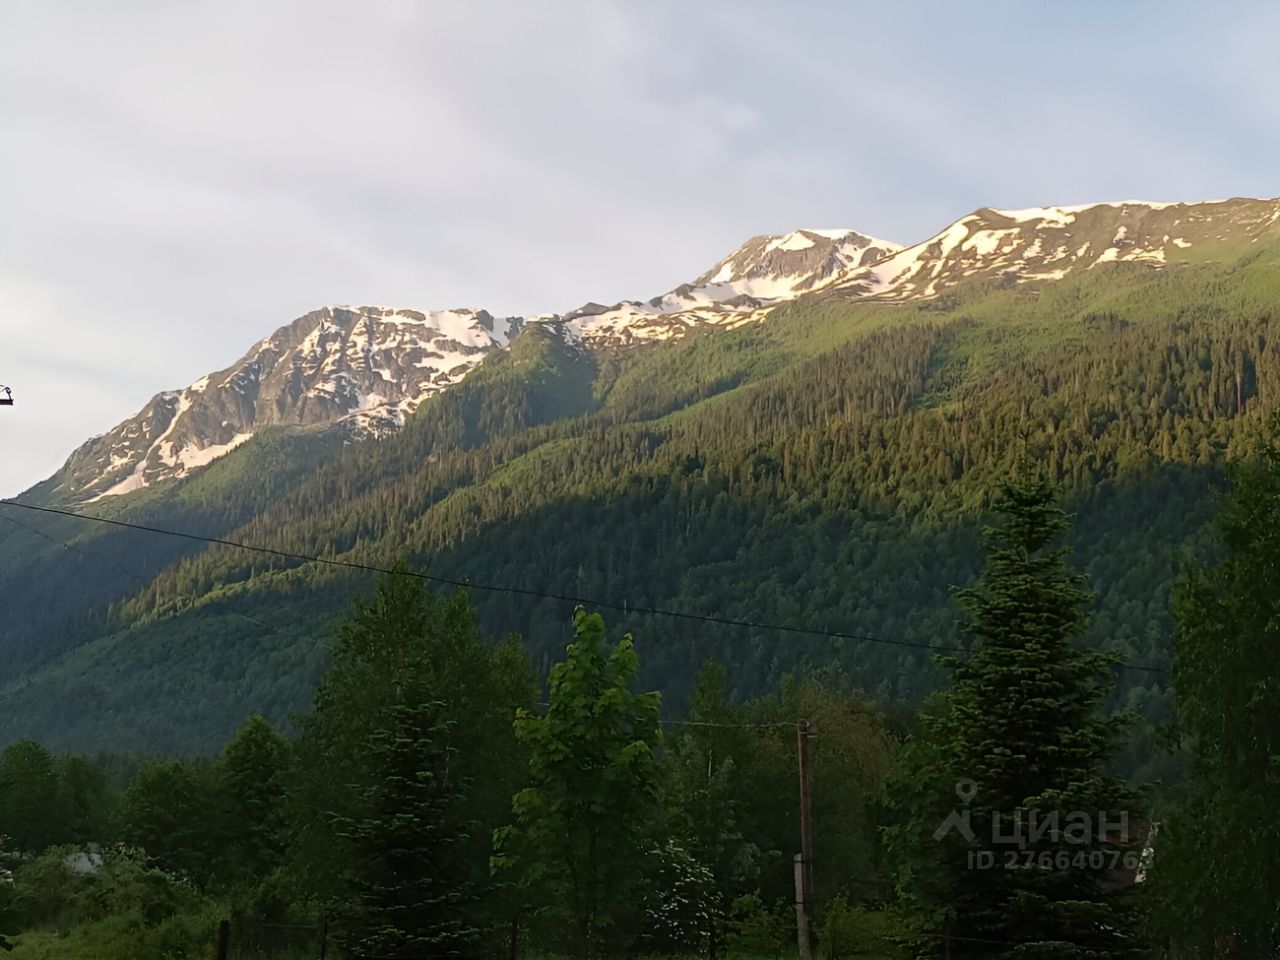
[494,608,661,958]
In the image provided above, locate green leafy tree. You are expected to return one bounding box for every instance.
[658,661,763,958]
[884,477,1141,959]
[333,692,477,959]
[61,755,115,844]
[635,839,716,953]
[218,715,289,885]
[9,844,86,929]
[0,741,67,854]
[86,845,201,926]
[0,880,18,952]
[119,761,215,884]
[739,668,896,908]
[1152,429,1280,952]
[10,844,208,957]
[494,608,661,958]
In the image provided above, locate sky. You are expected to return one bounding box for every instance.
[2,1,1279,497]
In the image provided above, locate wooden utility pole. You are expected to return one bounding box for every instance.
[794,719,815,960]
[794,854,810,960]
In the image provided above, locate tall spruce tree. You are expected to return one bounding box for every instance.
[291,568,533,926]
[884,477,1141,959]
[333,692,477,959]
[1153,429,1280,952]
[493,608,661,958]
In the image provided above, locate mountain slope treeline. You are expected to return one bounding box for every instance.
[6,453,1280,956]
[3,205,1280,752]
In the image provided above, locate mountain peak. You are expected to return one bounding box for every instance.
[55,304,524,502]
[693,228,901,294]
[562,227,901,344]
[833,197,1280,301]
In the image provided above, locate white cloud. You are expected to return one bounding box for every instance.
[1,0,1277,495]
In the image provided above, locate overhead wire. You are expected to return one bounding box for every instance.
[1,503,1155,949]
[0,498,1169,676]
[531,701,796,729]
[0,505,271,629]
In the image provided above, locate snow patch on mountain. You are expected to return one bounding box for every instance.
[836,198,1280,301]
[63,306,523,501]
[91,461,147,501]
[564,228,902,345]
[766,231,816,252]
[170,433,255,472]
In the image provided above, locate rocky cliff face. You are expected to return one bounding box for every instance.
[53,306,521,501]
[562,228,900,344]
[834,198,1280,300]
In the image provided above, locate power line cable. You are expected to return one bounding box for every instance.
[0,498,1169,675]
[532,701,795,728]
[0,507,271,629]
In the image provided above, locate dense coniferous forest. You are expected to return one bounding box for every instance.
[5,215,1280,954]
[3,451,1279,957]
[6,243,1280,754]
[6,0,1280,948]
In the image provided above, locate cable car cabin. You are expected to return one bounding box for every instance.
[0,387,13,406]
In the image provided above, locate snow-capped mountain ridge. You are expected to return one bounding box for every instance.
[57,228,898,501]
[833,197,1280,300]
[562,228,900,343]
[44,198,1280,502]
[61,305,523,501]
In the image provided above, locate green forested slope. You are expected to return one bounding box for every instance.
[4,242,1280,752]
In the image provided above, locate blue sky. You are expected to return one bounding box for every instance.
[2,1,1278,496]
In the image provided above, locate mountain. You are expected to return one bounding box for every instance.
[41,201,1280,505]
[42,229,899,504]
[835,198,1280,300]
[563,228,900,343]
[48,306,524,502]
[4,196,1280,753]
